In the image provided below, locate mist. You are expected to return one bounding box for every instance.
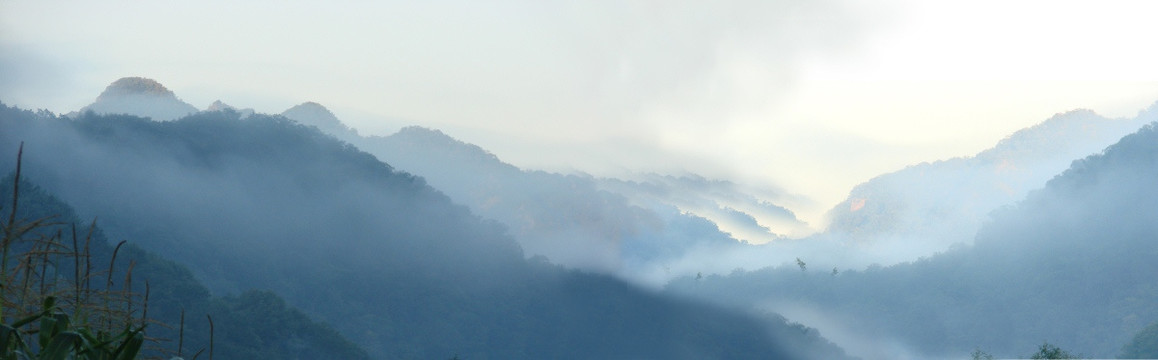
[7,1,1158,358]
[666,119,1158,358]
[1,102,864,359]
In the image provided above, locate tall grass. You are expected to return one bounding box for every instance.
[0,143,150,359]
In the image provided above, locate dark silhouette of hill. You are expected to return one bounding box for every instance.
[74,77,198,121]
[669,119,1158,358]
[0,102,853,359]
[0,165,370,359]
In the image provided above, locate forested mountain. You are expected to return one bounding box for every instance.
[0,101,852,359]
[71,77,199,121]
[822,106,1155,264]
[278,100,810,284]
[356,126,755,285]
[668,120,1158,358]
[0,169,370,359]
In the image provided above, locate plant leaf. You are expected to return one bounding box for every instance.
[39,331,82,360]
[112,331,144,360]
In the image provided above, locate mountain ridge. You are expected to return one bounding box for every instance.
[669,118,1158,358]
[821,105,1154,264]
[0,100,853,359]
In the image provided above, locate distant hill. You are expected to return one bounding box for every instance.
[272,100,807,282]
[280,101,357,139]
[361,126,755,285]
[670,119,1158,358]
[823,106,1155,261]
[74,77,198,121]
[0,101,853,359]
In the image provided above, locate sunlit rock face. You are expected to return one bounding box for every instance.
[77,77,198,121]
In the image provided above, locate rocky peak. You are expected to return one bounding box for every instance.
[96,77,177,101]
[77,77,198,121]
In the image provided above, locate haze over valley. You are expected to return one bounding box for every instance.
[5,2,1158,359]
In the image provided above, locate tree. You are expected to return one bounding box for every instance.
[970,348,993,360]
[1029,342,1078,359]
[796,258,806,272]
[1121,320,1158,359]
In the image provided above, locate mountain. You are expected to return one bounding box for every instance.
[272,102,810,284]
[281,101,358,139]
[0,101,853,359]
[361,126,753,285]
[75,77,199,121]
[669,120,1158,358]
[822,106,1155,263]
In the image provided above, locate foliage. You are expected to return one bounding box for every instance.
[1028,342,1078,359]
[1121,320,1158,359]
[970,348,993,360]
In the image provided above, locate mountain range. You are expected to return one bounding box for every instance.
[14,76,1158,359]
[0,78,854,359]
[669,118,1158,358]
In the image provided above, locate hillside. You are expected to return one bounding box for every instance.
[279,100,805,283]
[348,125,752,285]
[669,120,1158,358]
[822,106,1155,264]
[0,164,369,359]
[0,101,853,359]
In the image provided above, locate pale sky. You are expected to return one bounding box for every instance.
[3,0,1158,225]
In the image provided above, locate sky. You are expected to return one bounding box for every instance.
[3,0,1158,226]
